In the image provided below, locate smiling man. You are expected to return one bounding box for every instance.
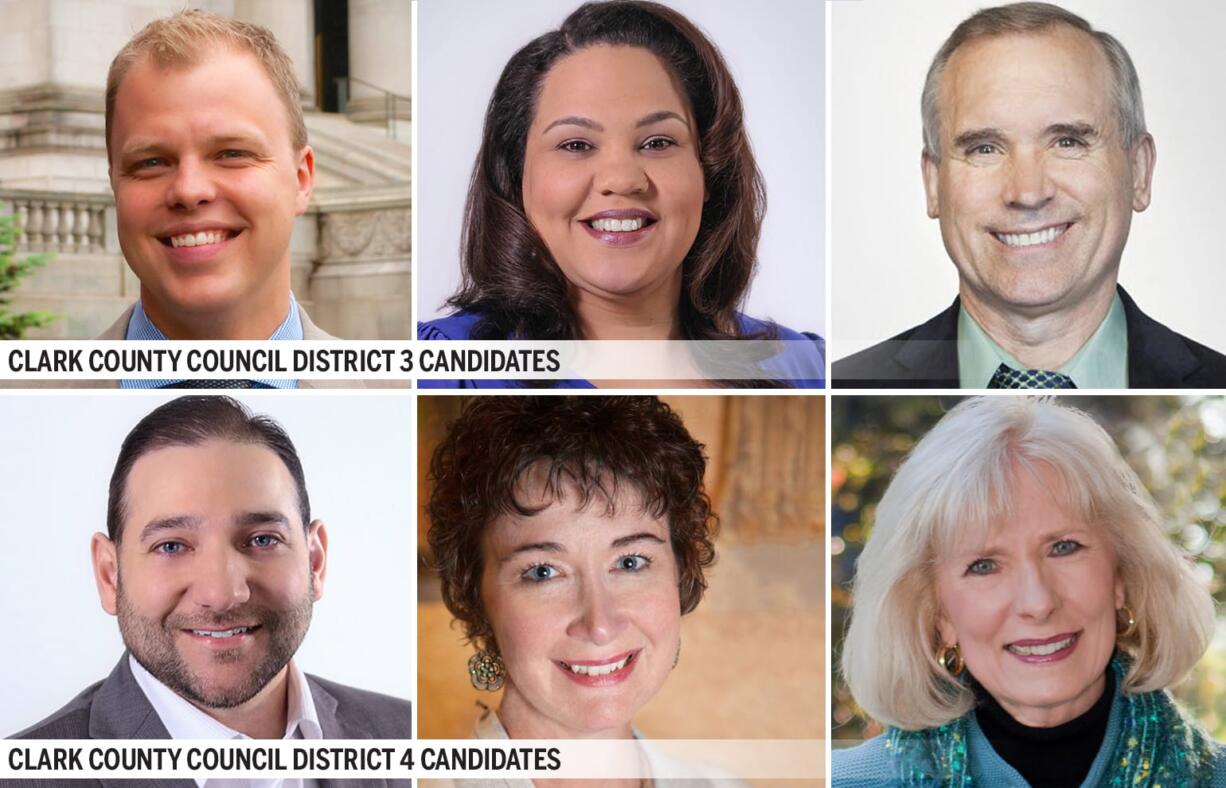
[99,11,348,389]
[11,397,410,772]
[833,2,1226,389]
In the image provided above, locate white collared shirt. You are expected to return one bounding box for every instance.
[129,655,322,788]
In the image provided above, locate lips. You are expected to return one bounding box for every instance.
[556,650,639,686]
[991,222,1072,249]
[1005,631,1080,662]
[578,209,658,247]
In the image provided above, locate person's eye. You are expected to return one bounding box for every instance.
[640,136,676,152]
[968,143,998,156]
[1050,539,1084,557]
[1055,136,1086,149]
[558,139,593,153]
[247,533,283,549]
[521,563,559,583]
[218,149,251,160]
[132,158,168,172]
[965,557,996,576]
[615,554,651,572]
[153,540,187,556]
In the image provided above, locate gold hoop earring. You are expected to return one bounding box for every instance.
[938,644,964,676]
[1116,605,1137,638]
[468,651,506,691]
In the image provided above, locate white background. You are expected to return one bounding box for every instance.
[0,392,414,736]
[831,0,1226,359]
[416,0,825,336]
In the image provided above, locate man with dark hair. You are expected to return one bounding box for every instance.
[11,397,409,765]
[833,1,1226,389]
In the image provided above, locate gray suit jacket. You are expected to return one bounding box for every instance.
[8,655,410,788]
[46,302,366,390]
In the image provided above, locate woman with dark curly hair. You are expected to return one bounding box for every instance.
[427,396,717,750]
[418,0,823,389]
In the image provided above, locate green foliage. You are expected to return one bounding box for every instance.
[0,214,55,339]
[832,396,1226,741]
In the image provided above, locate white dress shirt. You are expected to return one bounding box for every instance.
[129,655,322,788]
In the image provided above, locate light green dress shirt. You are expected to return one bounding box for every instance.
[957,292,1128,388]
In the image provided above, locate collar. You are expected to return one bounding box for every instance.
[128,654,323,747]
[119,295,303,389]
[958,292,1128,388]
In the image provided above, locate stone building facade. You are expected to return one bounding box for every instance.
[0,0,411,339]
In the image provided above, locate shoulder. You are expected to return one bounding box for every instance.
[735,313,826,387]
[9,678,105,739]
[832,301,961,388]
[1119,287,1226,387]
[419,310,484,340]
[831,736,901,787]
[306,674,412,738]
[95,304,137,340]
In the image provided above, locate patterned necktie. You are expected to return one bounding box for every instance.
[159,380,273,389]
[987,363,1077,389]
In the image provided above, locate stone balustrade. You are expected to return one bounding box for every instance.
[0,190,110,254]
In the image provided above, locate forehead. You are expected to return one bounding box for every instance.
[533,44,692,128]
[937,461,1109,557]
[111,46,290,147]
[484,481,669,554]
[940,27,1114,138]
[123,440,297,530]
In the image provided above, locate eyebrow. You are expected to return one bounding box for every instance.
[498,531,667,564]
[119,133,265,160]
[952,127,1007,150]
[236,511,293,530]
[139,514,203,542]
[610,532,667,549]
[1046,122,1099,140]
[137,511,292,542]
[540,110,689,136]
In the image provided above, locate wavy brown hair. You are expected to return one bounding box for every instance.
[447,0,767,342]
[426,396,718,654]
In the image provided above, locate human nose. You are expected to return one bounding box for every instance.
[187,548,251,612]
[565,578,628,645]
[1012,560,1059,621]
[595,149,649,196]
[1002,149,1054,210]
[166,157,216,210]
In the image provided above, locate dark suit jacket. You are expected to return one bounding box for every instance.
[8,655,411,788]
[832,287,1226,388]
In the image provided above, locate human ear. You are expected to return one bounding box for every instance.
[293,145,316,216]
[1130,134,1155,212]
[921,150,941,219]
[307,520,328,601]
[91,532,120,617]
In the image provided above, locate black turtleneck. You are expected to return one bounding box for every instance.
[972,668,1114,788]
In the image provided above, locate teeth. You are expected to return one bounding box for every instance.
[191,627,251,638]
[170,230,228,248]
[995,224,1067,248]
[568,655,631,676]
[1008,635,1075,656]
[590,218,645,233]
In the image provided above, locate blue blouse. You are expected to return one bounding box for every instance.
[417,309,825,389]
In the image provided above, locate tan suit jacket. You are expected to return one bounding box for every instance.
[20,303,366,389]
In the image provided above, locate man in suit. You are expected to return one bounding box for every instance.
[833,3,1226,389]
[101,10,343,389]
[11,397,410,768]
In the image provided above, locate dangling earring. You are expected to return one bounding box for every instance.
[672,641,681,669]
[937,644,964,676]
[1116,605,1137,639]
[468,651,506,691]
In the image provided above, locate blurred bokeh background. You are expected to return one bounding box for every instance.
[419,395,825,741]
[832,395,1226,742]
